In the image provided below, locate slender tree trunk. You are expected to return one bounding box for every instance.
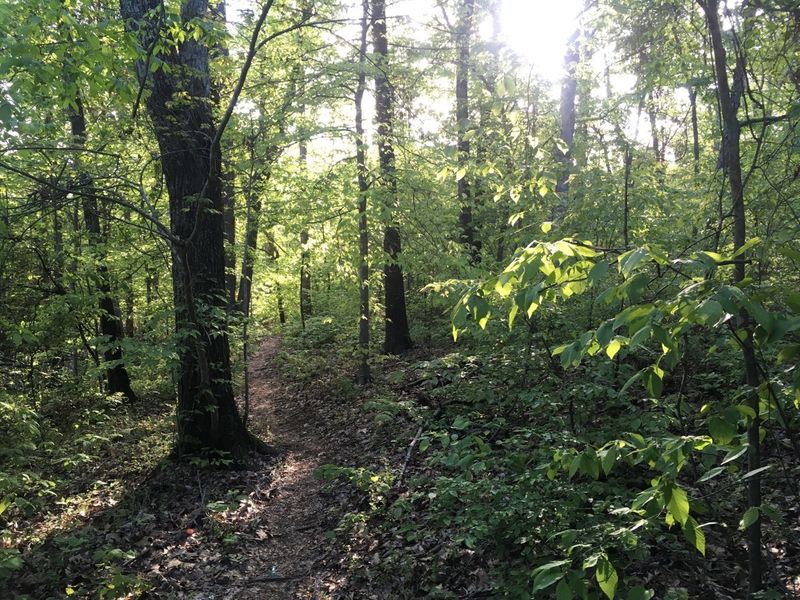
[623,144,631,250]
[648,91,662,161]
[120,0,254,460]
[702,1,762,594]
[299,229,312,327]
[297,95,311,327]
[222,171,237,310]
[125,280,135,337]
[263,232,286,324]
[236,86,293,318]
[276,284,286,324]
[689,86,700,174]
[237,183,261,319]
[372,0,412,354]
[68,94,137,402]
[553,28,580,220]
[297,7,313,327]
[211,0,238,311]
[456,0,479,263]
[355,0,371,384]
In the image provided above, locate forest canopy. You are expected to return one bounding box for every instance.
[1,0,799,597]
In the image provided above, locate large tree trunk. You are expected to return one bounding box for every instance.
[702,0,762,593]
[355,0,371,384]
[456,0,479,263]
[68,94,137,402]
[372,0,412,354]
[120,0,252,460]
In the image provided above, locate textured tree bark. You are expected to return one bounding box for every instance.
[553,28,580,221]
[68,94,137,403]
[120,0,252,459]
[456,0,479,263]
[355,0,371,384]
[702,0,762,593]
[372,0,412,354]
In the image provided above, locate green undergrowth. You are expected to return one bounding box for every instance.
[298,306,795,599]
[1,386,173,597]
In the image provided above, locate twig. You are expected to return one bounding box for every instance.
[248,573,306,583]
[394,425,424,489]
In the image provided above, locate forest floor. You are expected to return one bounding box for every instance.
[7,335,409,599]
[220,335,379,599]
[8,333,800,599]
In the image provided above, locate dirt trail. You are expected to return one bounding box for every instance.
[232,336,365,599]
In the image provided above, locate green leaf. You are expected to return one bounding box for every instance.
[708,416,737,445]
[739,506,760,530]
[721,445,748,465]
[532,569,564,593]
[596,555,618,599]
[579,451,600,480]
[556,578,573,600]
[682,516,706,556]
[606,339,622,359]
[0,101,12,125]
[600,446,618,476]
[532,560,569,592]
[697,466,726,483]
[643,367,663,398]
[666,484,690,526]
[627,586,655,600]
[596,320,614,346]
[619,247,648,277]
[452,416,470,430]
[731,237,761,259]
[541,221,553,233]
[741,465,772,480]
[588,261,610,286]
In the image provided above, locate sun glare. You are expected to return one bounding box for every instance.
[499,0,583,81]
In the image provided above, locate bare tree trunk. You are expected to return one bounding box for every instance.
[299,229,312,327]
[648,91,662,161]
[262,232,286,325]
[372,0,412,354]
[553,28,580,220]
[623,144,631,249]
[456,0,479,263]
[68,93,137,402]
[702,1,762,593]
[355,0,371,384]
[222,171,237,310]
[689,86,700,173]
[237,180,261,319]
